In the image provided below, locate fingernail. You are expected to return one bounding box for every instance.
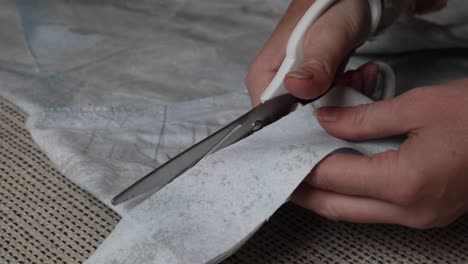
[316,107,338,122]
[286,71,312,80]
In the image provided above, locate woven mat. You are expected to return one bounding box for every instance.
[1,96,468,264]
[0,98,121,263]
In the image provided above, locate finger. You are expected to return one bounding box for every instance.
[359,62,380,97]
[284,0,371,100]
[304,150,414,204]
[335,69,368,97]
[246,0,316,105]
[315,94,419,141]
[291,184,415,226]
[336,63,380,96]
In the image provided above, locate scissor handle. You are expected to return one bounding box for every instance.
[260,0,338,103]
[259,0,385,103]
[373,61,396,100]
[311,61,396,109]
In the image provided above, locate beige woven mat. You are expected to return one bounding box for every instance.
[1,96,467,264]
[0,98,121,263]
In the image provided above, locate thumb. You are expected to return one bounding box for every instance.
[315,95,418,141]
[284,0,371,100]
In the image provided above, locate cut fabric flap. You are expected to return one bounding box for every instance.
[85,88,400,264]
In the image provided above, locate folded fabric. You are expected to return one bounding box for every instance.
[27,93,252,215]
[85,88,400,264]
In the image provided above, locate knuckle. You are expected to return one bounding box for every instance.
[374,152,422,206]
[245,76,254,90]
[387,158,424,206]
[403,87,426,102]
[350,103,371,128]
[342,15,361,44]
[341,0,371,44]
[245,71,253,88]
[310,169,330,190]
[393,170,423,206]
[395,86,436,128]
[245,60,261,86]
[303,59,333,81]
[322,207,342,222]
[406,209,439,229]
[395,189,418,207]
[315,196,343,221]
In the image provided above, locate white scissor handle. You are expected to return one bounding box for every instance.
[260,0,394,102]
[311,61,396,109]
[260,0,338,103]
[373,61,396,100]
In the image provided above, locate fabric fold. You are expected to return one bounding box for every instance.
[85,88,400,264]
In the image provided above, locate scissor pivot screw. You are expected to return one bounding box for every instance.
[252,120,264,131]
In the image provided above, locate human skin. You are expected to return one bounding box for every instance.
[294,76,468,229]
[246,0,468,228]
[246,0,372,106]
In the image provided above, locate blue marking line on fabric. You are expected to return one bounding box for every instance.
[154,105,168,163]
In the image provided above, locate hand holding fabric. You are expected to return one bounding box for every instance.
[293,77,468,229]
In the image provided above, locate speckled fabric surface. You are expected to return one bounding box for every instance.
[81,87,402,264]
[2,96,468,264]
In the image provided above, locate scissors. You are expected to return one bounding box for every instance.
[111,0,395,206]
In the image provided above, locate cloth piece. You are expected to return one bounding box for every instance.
[85,88,400,264]
[4,95,468,264]
[0,0,288,112]
[1,0,468,115]
[27,92,251,215]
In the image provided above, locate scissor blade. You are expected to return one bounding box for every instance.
[111,113,250,205]
[112,94,301,205]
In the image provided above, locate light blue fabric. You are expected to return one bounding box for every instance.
[82,87,401,264]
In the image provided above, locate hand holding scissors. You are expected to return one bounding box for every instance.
[112,0,396,206]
